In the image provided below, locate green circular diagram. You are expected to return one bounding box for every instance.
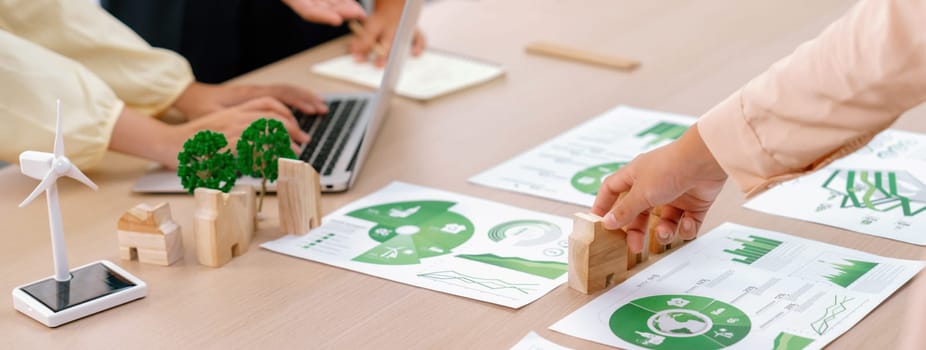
[346,200,474,265]
[487,220,562,246]
[571,162,626,195]
[610,295,750,349]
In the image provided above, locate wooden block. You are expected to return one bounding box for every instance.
[525,41,640,71]
[116,203,183,266]
[232,184,257,241]
[568,212,631,294]
[194,188,255,267]
[277,158,322,235]
[568,207,697,294]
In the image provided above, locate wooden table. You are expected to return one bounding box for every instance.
[2,0,922,348]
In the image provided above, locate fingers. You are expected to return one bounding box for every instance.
[591,168,632,217]
[235,97,309,144]
[285,0,366,26]
[627,230,645,255]
[678,212,704,241]
[350,19,385,63]
[237,96,294,119]
[373,27,397,68]
[654,206,682,245]
[602,184,653,232]
[268,85,328,115]
[623,209,651,254]
[412,29,426,56]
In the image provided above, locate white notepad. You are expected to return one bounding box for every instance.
[311,49,505,100]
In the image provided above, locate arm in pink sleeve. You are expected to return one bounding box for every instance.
[698,0,926,195]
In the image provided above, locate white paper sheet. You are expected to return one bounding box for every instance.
[550,223,924,350]
[745,129,926,245]
[262,182,570,308]
[511,331,572,350]
[311,50,504,100]
[470,105,696,207]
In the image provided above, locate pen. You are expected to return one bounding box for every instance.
[348,20,388,57]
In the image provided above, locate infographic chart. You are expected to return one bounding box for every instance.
[550,223,924,349]
[470,105,696,206]
[262,182,571,308]
[745,129,926,245]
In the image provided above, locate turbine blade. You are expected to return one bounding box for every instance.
[65,166,98,190]
[19,171,58,208]
[54,99,64,158]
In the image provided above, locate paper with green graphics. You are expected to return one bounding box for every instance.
[550,223,924,350]
[469,105,695,207]
[261,182,571,308]
[745,129,926,245]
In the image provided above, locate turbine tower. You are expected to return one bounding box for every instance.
[18,99,98,281]
[12,100,146,328]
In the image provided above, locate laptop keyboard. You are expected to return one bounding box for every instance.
[295,98,367,176]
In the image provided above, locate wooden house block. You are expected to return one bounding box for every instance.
[568,208,695,294]
[194,187,256,267]
[567,212,633,294]
[232,184,257,240]
[277,158,322,235]
[116,202,183,266]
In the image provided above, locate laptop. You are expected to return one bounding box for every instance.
[134,0,424,193]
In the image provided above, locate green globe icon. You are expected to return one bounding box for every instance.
[610,295,750,349]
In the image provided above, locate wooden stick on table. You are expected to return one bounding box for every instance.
[525,41,640,71]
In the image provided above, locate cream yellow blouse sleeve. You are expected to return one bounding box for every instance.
[0,0,193,169]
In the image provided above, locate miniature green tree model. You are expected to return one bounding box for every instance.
[177,130,238,194]
[236,118,297,211]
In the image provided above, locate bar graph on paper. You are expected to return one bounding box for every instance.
[744,129,926,245]
[790,252,892,293]
[723,235,784,265]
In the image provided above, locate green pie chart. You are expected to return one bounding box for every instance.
[571,162,626,195]
[346,200,474,265]
[610,295,750,349]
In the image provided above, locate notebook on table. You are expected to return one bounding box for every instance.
[311,49,505,101]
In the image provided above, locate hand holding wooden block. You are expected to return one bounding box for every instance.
[568,208,692,294]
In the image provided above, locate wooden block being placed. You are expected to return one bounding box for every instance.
[568,208,696,294]
[526,41,640,71]
[116,203,183,266]
[194,187,255,267]
[568,212,633,294]
[277,158,322,235]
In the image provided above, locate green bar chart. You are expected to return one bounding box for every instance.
[636,121,688,146]
[825,259,878,287]
[723,235,783,264]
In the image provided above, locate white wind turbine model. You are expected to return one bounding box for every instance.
[12,100,147,328]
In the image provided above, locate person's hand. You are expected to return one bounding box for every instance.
[590,125,728,253]
[167,97,309,169]
[109,98,308,170]
[349,0,426,67]
[172,82,328,119]
[281,0,367,26]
